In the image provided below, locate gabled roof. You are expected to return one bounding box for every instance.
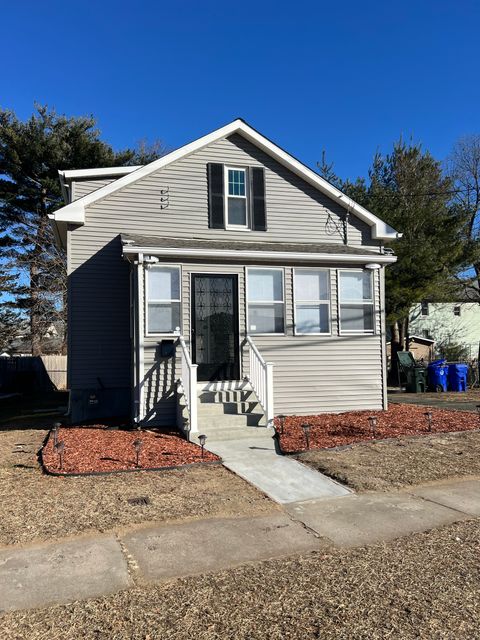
[49,118,400,243]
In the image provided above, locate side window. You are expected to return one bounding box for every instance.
[146,266,181,334]
[247,268,285,334]
[421,301,429,316]
[294,269,330,334]
[339,270,374,334]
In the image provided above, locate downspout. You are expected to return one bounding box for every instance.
[133,253,145,426]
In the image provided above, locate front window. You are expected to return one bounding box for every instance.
[146,266,181,333]
[339,270,374,333]
[247,268,284,334]
[421,301,429,316]
[294,269,330,334]
[226,167,248,228]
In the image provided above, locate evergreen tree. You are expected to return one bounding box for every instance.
[318,140,471,351]
[0,105,163,354]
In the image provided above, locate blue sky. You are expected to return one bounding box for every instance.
[2,0,479,180]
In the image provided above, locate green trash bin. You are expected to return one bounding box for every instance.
[397,352,427,393]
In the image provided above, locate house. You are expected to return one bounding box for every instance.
[409,301,480,360]
[49,119,399,437]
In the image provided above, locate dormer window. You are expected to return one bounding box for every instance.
[226,167,248,228]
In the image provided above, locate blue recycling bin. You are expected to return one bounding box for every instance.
[428,359,448,392]
[448,363,469,392]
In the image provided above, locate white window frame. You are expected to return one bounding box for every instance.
[225,165,250,230]
[246,267,285,335]
[293,268,331,336]
[338,269,375,335]
[145,264,182,336]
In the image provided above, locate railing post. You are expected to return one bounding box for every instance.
[265,362,274,428]
[189,364,198,436]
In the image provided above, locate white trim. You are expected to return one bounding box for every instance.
[50,119,400,241]
[145,264,182,336]
[246,267,286,336]
[136,255,145,423]
[338,269,375,335]
[59,166,142,179]
[122,244,397,265]
[293,267,332,336]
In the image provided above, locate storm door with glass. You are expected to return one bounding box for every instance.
[191,274,240,381]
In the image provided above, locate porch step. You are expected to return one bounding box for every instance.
[198,426,272,442]
[198,413,267,429]
[199,390,256,404]
[198,401,261,416]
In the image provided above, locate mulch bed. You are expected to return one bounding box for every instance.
[276,403,480,453]
[42,426,219,475]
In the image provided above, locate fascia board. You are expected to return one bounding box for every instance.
[122,245,397,265]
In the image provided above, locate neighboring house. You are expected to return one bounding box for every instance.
[2,322,64,357]
[49,119,399,434]
[410,302,480,359]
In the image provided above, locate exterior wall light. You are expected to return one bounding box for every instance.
[365,263,382,270]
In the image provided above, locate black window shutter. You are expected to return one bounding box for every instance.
[207,163,225,228]
[251,167,266,231]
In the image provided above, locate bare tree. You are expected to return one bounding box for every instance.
[447,135,480,301]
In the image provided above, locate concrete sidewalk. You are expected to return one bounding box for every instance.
[0,477,479,612]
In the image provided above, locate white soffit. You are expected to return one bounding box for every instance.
[49,119,400,241]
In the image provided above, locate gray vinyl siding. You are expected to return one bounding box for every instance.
[67,131,385,423]
[72,178,117,201]
[86,134,378,247]
[141,259,384,425]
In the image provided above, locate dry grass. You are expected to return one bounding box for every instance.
[0,429,276,546]
[296,430,480,492]
[1,518,479,639]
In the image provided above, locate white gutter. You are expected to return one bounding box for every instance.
[122,245,397,265]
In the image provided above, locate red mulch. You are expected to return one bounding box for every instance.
[42,426,220,475]
[276,403,480,453]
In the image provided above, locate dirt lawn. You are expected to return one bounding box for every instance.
[296,430,480,491]
[0,429,276,546]
[1,518,479,639]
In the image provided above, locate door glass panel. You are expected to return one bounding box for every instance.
[193,275,239,380]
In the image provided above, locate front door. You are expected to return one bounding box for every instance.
[192,274,240,381]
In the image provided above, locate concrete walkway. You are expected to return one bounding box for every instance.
[205,433,351,503]
[1,477,479,612]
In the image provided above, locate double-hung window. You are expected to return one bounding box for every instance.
[339,270,374,333]
[146,266,181,334]
[294,269,330,334]
[247,268,284,334]
[225,167,248,228]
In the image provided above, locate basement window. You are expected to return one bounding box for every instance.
[146,266,181,334]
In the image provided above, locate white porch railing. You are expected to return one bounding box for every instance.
[245,336,274,428]
[177,335,198,437]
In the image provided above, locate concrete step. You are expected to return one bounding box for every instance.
[198,413,267,428]
[197,426,272,442]
[197,401,261,416]
[199,390,256,404]
[197,381,248,392]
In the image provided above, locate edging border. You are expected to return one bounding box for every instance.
[276,426,480,456]
[41,457,223,478]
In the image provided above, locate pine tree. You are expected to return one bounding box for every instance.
[0,105,163,355]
